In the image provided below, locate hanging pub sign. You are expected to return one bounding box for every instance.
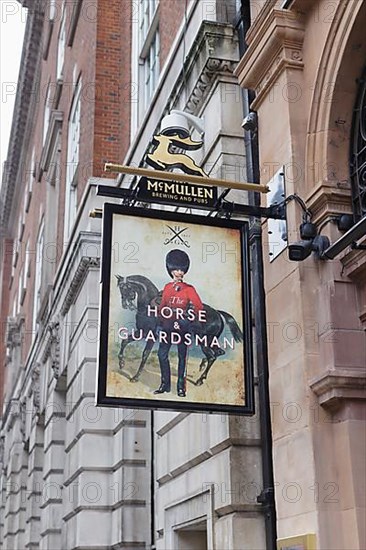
[96,204,254,415]
[135,132,218,207]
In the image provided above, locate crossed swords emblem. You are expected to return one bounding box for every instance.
[164,225,190,248]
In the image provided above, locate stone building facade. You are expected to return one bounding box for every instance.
[236,1,366,548]
[0,1,266,548]
[0,1,365,550]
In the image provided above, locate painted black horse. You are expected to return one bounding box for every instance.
[115,275,243,385]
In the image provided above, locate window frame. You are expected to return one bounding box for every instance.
[131,0,160,135]
[64,78,82,241]
[32,218,45,334]
[49,0,56,21]
[56,4,66,81]
[350,65,366,220]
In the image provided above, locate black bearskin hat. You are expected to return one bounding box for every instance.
[166,249,190,277]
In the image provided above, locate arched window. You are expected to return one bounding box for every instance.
[350,66,366,220]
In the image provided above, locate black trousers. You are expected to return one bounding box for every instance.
[158,326,189,390]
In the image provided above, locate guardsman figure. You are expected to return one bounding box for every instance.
[154,249,204,397]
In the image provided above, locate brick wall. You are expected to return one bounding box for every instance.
[160,0,186,67]
[94,0,132,177]
[2,0,186,388]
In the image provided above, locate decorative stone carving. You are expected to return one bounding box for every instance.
[61,256,100,315]
[0,436,4,466]
[50,320,61,379]
[206,34,216,56]
[42,317,61,379]
[31,363,41,414]
[291,49,302,61]
[8,399,20,430]
[167,22,240,116]
[6,316,24,349]
[19,399,26,443]
[185,58,238,114]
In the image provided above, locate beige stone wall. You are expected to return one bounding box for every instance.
[236,1,366,548]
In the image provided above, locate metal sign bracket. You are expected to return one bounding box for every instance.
[93,184,286,220]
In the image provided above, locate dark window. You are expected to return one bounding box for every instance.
[350,66,366,219]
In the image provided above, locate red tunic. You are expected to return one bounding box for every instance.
[159,281,203,314]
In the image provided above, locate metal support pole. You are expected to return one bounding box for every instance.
[237,1,277,547]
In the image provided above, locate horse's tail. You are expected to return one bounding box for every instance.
[218,310,243,343]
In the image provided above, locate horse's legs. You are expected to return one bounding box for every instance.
[195,347,215,385]
[118,336,134,369]
[198,347,224,371]
[198,357,208,372]
[196,348,225,385]
[198,344,211,372]
[130,339,156,382]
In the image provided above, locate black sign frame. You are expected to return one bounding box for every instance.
[97,203,254,415]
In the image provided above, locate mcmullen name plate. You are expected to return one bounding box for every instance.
[137,177,218,207]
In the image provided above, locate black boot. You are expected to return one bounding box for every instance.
[154,383,171,394]
[177,378,186,397]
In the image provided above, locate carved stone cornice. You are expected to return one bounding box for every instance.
[185,59,238,114]
[235,9,305,108]
[0,7,44,235]
[310,369,366,411]
[61,257,100,316]
[168,22,240,116]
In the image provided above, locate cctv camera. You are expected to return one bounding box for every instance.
[288,240,313,261]
[242,112,257,132]
[289,235,330,261]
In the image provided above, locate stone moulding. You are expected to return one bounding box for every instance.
[168,22,240,116]
[60,256,100,316]
[340,240,366,282]
[42,318,61,379]
[235,9,305,108]
[0,7,43,234]
[310,369,366,411]
[304,180,353,225]
[185,58,238,114]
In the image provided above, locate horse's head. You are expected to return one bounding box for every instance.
[116,275,137,311]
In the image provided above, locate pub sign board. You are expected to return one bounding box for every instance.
[96,203,254,415]
[137,176,218,208]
